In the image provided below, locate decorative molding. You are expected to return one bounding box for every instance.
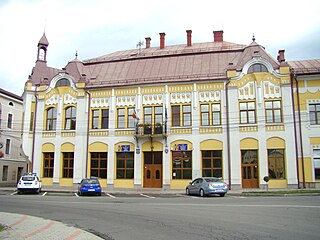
[47,72,77,92]
[264,81,281,98]
[170,128,192,134]
[307,99,320,104]
[115,130,135,136]
[91,98,110,108]
[116,96,136,107]
[89,131,109,137]
[312,145,320,149]
[61,132,75,137]
[199,91,221,102]
[238,82,255,100]
[240,126,258,132]
[45,94,59,106]
[142,94,163,105]
[266,125,285,131]
[171,92,192,104]
[200,127,222,134]
[64,94,77,105]
[42,132,56,138]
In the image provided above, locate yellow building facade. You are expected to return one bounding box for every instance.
[21,31,320,190]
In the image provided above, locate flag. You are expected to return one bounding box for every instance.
[132,110,139,120]
[165,107,168,120]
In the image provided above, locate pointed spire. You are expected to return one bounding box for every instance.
[38,32,49,47]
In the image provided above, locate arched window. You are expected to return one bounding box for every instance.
[56,78,70,87]
[65,106,76,130]
[248,63,268,73]
[9,102,14,107]
[46,107,57,131]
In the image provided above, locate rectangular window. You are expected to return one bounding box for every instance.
[92,110,99,129]
[91,152,108,178]
[309,104,320,125]
[201,104,209,126]
[172,151,192,179]
[154,106,163,125]
[101,109,109,129]
[2,166,8,181]
[268,149,285,179]
[7,113,12,128]
[128,108,135,128]
[240,102,256,124]
[171,106,180,126]
[63,152,74,178]
[265,100,282,123]
[143,107,152,124]
[202,150,222,177]
[313,150,320,179]
[5,139,10,155]
[183,105,192,126]
[201,103,221,126]
[29,112,34,131]
[43,152,54,178]
[116,152,134,179]
[117,108,125,128]
[46,108,57,131]
[212,104,221,125]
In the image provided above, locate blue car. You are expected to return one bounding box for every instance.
[186,177,228,197]
[78,178,102,196]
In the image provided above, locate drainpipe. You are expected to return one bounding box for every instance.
[85,90,91,178]
[290,70,301,189]
[225,80,231,190]
[31,84,40,173]
[291,71,306,188]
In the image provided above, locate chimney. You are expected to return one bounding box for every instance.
[213,30,224,42]
[186,30,192,47]
[277,50,285,63]
[145,37,151,48]
[159,32,166,49]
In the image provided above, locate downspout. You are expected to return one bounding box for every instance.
[290,70,301,188]
[85,90,91,178]
[292,71,306,188]
[31,84,39,173]
[225,80,231,190]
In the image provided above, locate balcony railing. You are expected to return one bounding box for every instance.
[135,123,167,136]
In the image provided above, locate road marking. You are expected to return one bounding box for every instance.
[233,196,247,199]
[106,193,116,198]
[74,193,79,197]
[42,192,47,196]
[11,191,17,195]
[140,193,155,199]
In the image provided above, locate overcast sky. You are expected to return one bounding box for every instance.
[0,0,319,96]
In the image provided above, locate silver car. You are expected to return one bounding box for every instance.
[186,177,228,197]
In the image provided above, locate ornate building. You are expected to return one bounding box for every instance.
[21,30,320,190]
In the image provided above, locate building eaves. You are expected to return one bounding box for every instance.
[0,88,23,101]
[288,59,320,75]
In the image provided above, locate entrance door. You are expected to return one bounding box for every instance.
[144,151,162,188]
[241,150,259,188]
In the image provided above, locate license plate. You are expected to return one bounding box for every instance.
[88,189,95,191]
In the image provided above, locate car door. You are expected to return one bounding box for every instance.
[189,179,200,194]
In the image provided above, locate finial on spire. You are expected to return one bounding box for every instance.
[252,33,256,42]
[75,51,78,59]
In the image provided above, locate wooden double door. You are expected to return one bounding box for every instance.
[241,150,259,188]
[144,151,162,188]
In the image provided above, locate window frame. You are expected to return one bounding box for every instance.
[43,152,54,178]
[240,101,256,124]
[65,106,76,130]
[5,139,10,155]
[202,150,223,178]
[46,107,57,131]
[90,152,108,179]
[7,113,13,128]
[309,103,320,125]
[172,150,192,179]
[62,152,74,178]
[248,63,268,73]
[116,151,134,179]
[171,104,191,127]
[265,100,282,124]
[268,149,285,179]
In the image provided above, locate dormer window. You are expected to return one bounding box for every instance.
[248,63,268,73]
[56,78,70,87]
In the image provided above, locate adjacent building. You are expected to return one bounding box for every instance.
[21,30,320,190]
[0,88,27,186]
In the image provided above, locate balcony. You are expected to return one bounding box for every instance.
[135,123,167,136]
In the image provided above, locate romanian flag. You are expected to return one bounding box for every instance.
[132,110,139,120]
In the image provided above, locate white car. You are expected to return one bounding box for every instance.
[17,173,41,194]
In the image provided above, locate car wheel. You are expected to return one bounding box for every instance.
[186,188,190,195]
[219,193,225,197]
[78,191,81,196]
[199,189,205,197]
[98,192,101,196]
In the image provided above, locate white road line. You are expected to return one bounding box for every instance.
[42,192,47,196]
[140,193,156,199]
[106,193,116,198]
[11,191,17,195]
[74,193,79,197]
[233,196,247,199]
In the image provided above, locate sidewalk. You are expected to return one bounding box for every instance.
[0,212,103,240]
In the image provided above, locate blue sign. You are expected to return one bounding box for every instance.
[121,145,130,152]
[178,144,188,151]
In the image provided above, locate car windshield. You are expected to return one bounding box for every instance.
[85,179,99,184]
[204,178,222,183]
[22,176,35,181]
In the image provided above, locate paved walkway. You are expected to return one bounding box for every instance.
[0,212,103,240]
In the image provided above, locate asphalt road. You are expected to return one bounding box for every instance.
[0,191,320,240]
